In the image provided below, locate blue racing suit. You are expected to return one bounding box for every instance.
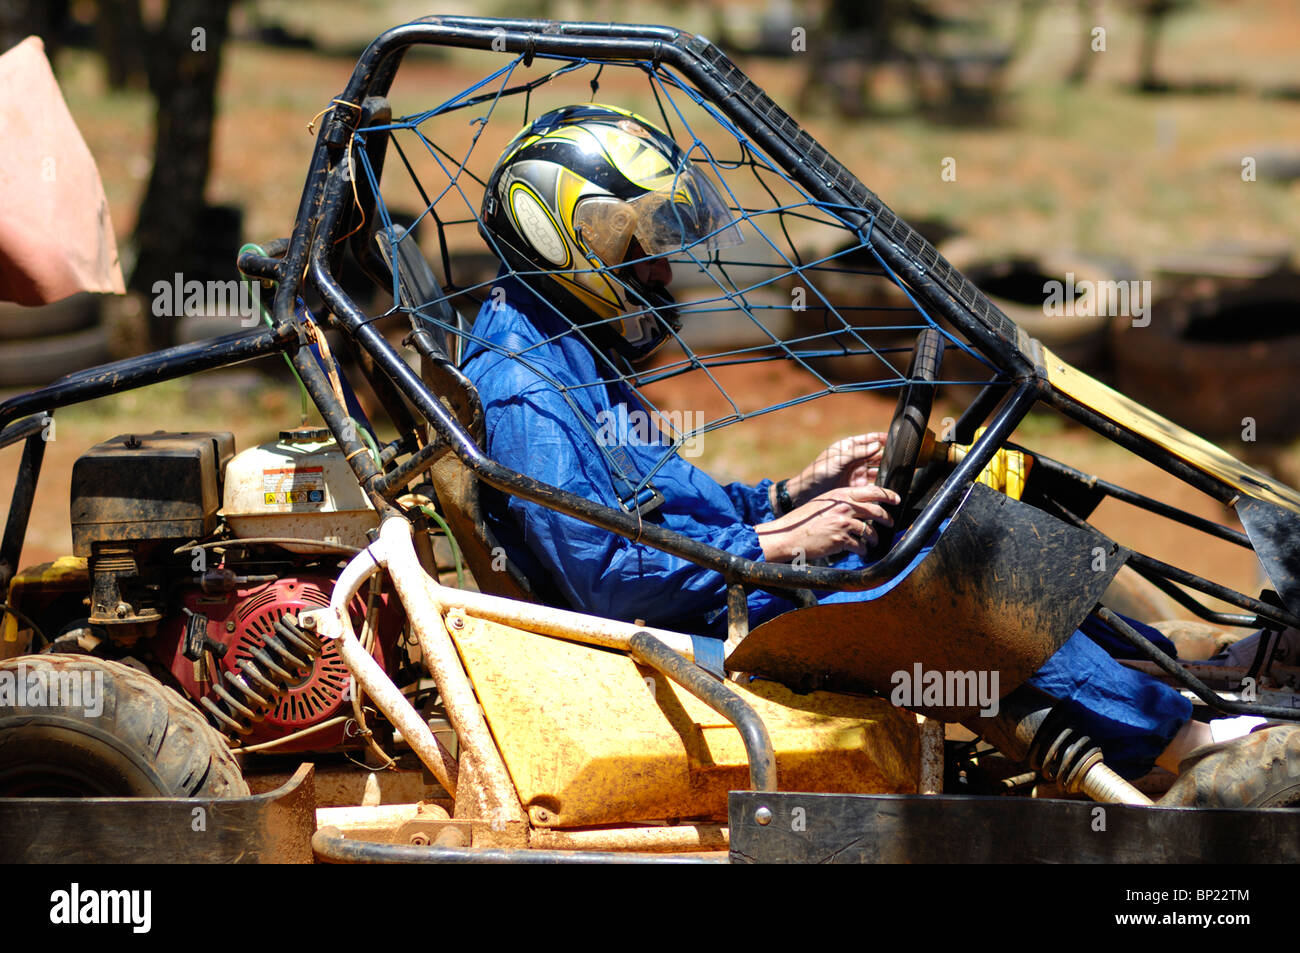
[462,275,1190,777]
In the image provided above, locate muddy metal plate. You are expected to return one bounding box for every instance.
[0,764,316,864]
[728,483,1126,720]
[729,791,1300,863]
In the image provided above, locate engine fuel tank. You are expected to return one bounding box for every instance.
[222,428,378,551]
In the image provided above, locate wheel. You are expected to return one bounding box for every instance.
[0,293,100,341]
[0,325,110,387]
[0,655,249,798]
[1159,723,1300,808]
[871,328,944,553]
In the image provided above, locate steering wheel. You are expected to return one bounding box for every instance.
[870,328,944,554]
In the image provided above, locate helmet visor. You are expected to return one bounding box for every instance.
[574,165,743,266]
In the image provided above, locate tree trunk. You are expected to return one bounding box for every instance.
[129,0,234,347]
[97,0,148,91]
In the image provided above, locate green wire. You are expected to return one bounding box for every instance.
[418,504,465,589]
[352,417,382,468]
[238,242,310,420]
[239,245,380,470]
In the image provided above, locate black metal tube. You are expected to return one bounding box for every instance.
[236,238,289,281]
[281,18,1032,589]
[0,428,48,590]
[1125,550,1300,630]
[1027,452,1252,548]
[290,15,1053,590]
[0,323,295,433]
[0,412,48,451]
[1133,565,1260,628]
[311,827,722,864]
[288,348,383,492]
[1095,607,1300,720]
[372,437,450,499]
[1040,494,1294,630]
[628,631,777,792]
[953,375,1014,444]
[1043,388,1238,505]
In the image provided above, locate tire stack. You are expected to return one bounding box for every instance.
[0,292,110,388]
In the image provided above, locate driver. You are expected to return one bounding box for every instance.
[462,104,1257,785]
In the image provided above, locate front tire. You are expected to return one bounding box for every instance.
[1160,724,1300,808]
[0,655,248,797]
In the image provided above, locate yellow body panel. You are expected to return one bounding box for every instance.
[2,556,88,654]
[450,616,919,828]
[1043,345,1300,513]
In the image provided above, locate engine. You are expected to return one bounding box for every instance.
[152,574,402,751]
[63,429,403,753]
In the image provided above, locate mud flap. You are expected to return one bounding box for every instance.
[728,483,1127,720]
[0,763,316,864]
[728,790,1300,863]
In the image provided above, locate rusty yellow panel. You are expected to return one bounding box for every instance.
[1043,345,1300,512]
[9,556,87,587]
[450,616,919,828]
[3,557,87,654]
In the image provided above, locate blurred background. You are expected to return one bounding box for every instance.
[2,0,1298,603]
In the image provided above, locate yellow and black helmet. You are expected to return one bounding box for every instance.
[480,104,742,362]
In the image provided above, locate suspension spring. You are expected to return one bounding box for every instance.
[1026,708,1105,795]
[200,613,322,738]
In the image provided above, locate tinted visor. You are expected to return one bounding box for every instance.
[574,165,743,265]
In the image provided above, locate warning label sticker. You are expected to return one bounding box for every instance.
[262,466,325,506]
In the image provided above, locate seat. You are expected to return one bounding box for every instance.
[428,453,538,602]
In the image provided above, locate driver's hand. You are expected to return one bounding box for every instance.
[783,432,887,508]
[756,485,900,564]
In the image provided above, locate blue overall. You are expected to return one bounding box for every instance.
[462,275,1190,777]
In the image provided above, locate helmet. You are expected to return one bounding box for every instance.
[479,104,743,363]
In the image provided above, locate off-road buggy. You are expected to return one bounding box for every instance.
[2,16,1299,864]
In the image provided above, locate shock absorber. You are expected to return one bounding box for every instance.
[200,614,322,738]
[1024,705,1105,795]
[966,685,1153,805]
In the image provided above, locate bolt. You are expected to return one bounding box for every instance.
[754,806,773,826]
[449,616,465,630]
[225,621,236,632]
[434,826,469,848]
[531,806,551,823]
[114,602,130,619]
[409,831,430,846]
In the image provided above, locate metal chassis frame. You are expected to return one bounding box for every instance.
[2,15,1295,644]
[1,18,1298,866]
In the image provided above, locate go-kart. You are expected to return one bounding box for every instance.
[2,16,1299,864]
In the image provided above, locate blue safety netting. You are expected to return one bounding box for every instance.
[348,49,1000,502]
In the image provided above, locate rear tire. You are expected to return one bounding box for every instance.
[0,655,248,798]
[1159,724,1300,808]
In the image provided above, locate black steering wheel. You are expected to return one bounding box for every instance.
[870,328,944,555]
